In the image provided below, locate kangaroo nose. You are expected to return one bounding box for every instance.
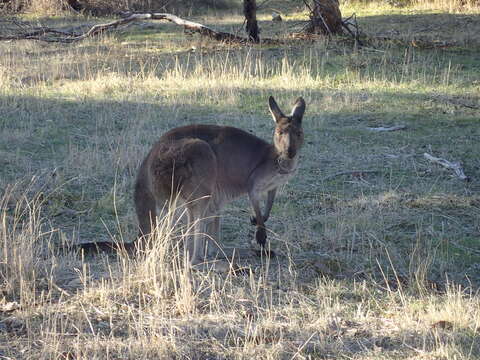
[288,148,296,158]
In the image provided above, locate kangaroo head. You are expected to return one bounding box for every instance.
[268,96,306,159]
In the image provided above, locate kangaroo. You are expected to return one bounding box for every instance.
[133,96,306,266]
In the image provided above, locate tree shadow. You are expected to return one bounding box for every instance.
[1,83,480,358]
[1,83,479,290]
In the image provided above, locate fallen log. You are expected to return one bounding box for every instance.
[0,13,281,44]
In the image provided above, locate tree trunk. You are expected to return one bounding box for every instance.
[243,0,259,43]
[304,0,343,35]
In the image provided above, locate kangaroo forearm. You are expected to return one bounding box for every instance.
[252,205,265,227]
[249,188,276,225]
[248,191,264,223]
[263,189,276,222]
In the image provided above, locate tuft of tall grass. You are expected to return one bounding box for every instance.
[0,180,54,305]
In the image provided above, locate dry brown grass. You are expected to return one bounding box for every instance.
[1,184,479,358]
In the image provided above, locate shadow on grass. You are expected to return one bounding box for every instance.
[1,86,480,292]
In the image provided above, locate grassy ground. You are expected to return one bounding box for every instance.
[1,1,480,358]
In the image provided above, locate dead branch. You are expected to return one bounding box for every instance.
[423,153,469,181]
[0,13,280,44]
[0,14,151,42]
[341,13,363,46]
[367,125,406,132]
[151,13,252,44]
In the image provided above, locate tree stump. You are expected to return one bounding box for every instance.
[304,0,343,35]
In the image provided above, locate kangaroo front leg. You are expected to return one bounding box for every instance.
[263,189,277,222]
[249,191,267,247]
[250,189,277,226]
[251,189,277,224]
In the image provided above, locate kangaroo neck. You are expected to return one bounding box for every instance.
[274,153,298,175]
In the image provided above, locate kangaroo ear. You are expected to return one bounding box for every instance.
[268,96,284,123]
[291,97,306,122]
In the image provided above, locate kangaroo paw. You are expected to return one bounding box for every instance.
[255,226,267,246]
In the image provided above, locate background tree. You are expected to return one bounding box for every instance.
[243,0,259,43]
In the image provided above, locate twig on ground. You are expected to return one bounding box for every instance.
[423,153,470,181]
[341,13,363,46]
[360,47,386,53]
[367,125,407,132]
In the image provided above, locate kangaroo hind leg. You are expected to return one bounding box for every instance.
[133,172,157,248]
[177,139,218,266]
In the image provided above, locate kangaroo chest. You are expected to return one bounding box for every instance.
[255,156,299,193]
[258,169,297,193]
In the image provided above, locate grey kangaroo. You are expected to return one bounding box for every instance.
[133,96,306,266]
